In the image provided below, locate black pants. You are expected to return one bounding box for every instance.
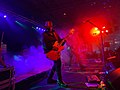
[48,58,62,81]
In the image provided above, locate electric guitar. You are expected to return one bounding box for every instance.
[46,29,74,61]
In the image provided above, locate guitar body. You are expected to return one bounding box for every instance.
[45,29,74,61]
[46,50,60,61]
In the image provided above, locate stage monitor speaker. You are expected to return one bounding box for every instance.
[108,68,120,90]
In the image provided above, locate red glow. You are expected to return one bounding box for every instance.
[105,30,108,33]
[61,15,111,65]
[102,26,106,29]
[90,27,100,36]
[102,31,104,33]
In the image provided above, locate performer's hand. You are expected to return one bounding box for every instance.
[53,41,59,47]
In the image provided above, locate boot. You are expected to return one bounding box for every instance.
[57,80,68,87]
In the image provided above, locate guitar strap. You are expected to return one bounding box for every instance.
[53,32,59,41]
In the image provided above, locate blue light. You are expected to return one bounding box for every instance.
[105,71,109,74]
[4,15,7,18]
[36,27,38,29]
[13,55,22,61]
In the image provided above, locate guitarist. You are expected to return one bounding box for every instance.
[42,21,67,87]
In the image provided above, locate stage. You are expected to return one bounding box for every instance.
[15,66,104,90]
[0,1,120,90]
[14,58,105,90]
[0,46,119,90]
[1,57,119,90]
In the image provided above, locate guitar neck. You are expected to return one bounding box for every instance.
[59,39,66,46]
[59,34,69,46]
[58,29,74,46]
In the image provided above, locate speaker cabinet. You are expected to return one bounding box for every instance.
[109,68,120,90]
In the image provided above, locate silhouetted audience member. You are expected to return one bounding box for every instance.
[0,47,6,68]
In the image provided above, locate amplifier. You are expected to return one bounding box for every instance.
[0,66,15,90]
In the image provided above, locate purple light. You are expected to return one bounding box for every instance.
[5,45,53,77]
[4,15,7,18]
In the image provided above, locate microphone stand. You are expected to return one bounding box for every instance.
[86,20,105,65]
[86,20,110,89]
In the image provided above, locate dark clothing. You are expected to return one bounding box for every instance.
[42,31,61,53]
[42,30,63,81]
[48,59,62,81]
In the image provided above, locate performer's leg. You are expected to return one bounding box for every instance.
[55,58,68,87]
[55,59,62,81]
[48,63,56,79]
[47,62,57,84]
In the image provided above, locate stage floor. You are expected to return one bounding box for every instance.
[15,59,104,90]
[28,70,100,90]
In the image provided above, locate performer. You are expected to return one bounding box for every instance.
[42,21,67,87]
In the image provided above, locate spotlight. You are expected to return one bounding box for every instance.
[95,27,98,30]
[4,15,7,18]
[63,13,67,16]
[102,26,106,29]
[102,31,104,33]
[36,27,38,29]
[32,26,36,30]
[105,30,108,33]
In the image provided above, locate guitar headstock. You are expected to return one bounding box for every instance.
[69,28,75,35]
[64,28,75,40]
